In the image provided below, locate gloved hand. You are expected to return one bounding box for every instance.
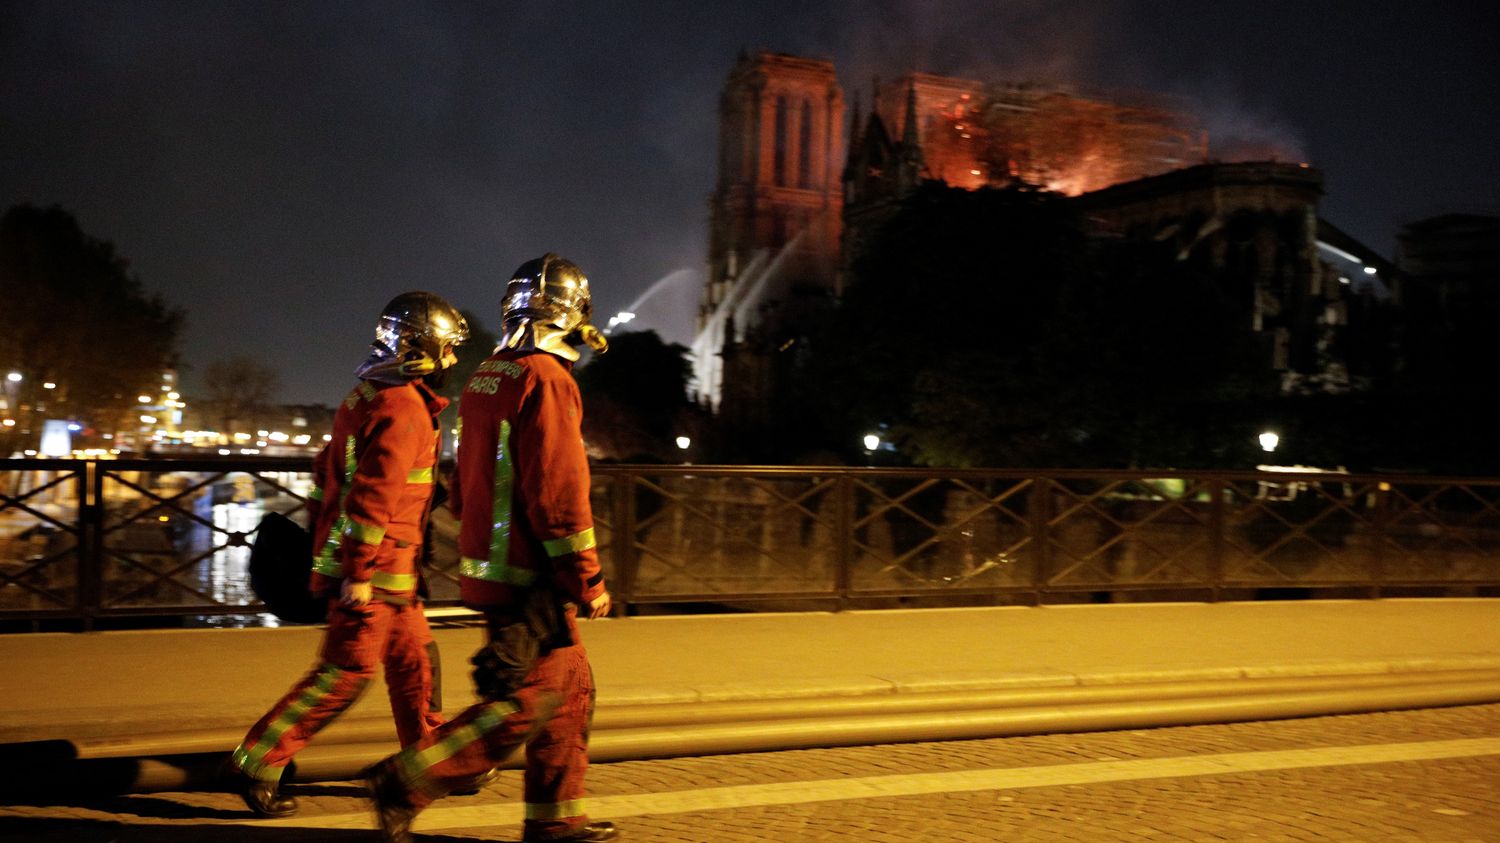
[341,579,373,607]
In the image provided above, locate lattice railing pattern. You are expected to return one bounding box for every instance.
[3,459,1498,624]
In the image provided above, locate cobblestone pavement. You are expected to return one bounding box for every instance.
[3,704,1499,842]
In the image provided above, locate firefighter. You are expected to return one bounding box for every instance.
[227,291,469,818]
[365,254,618,843]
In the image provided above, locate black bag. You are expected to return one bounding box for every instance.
[470,585,574,700]
[249,512,326,624]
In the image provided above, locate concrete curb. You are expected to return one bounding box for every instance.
[12,663,1498,795]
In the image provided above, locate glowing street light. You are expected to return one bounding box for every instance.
[1258,431,1280,453]
[675,436,691,451]
[5,372,21,383]
[863,433,881,452]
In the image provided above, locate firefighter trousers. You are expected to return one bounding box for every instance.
[380,640,597,839]
[232,598,444,782]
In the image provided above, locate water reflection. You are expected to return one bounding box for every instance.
[106,468,316,627]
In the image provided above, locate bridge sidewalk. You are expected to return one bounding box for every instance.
[1,599,1498,789]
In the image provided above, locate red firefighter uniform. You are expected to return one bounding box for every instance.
[380,349,606,840]
[231,378,449,784]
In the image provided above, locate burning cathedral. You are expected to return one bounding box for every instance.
[691,51,1390,438]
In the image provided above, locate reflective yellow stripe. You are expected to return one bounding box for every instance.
[312,551,343,578]
[371,571,416,591]
[543,528,596,558]
[524,799,586,820]
[407,466,434,484]
[344,518,386,546]
[313,513,349,577]
[398,700,519,793]
[358,381,377,401]
[233,664,346,781]
[462,419,521,585]
[460,556,537,586]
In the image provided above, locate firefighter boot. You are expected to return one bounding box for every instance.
[365,762,420,843]
[237,776,297,819]
[523,821,620,841]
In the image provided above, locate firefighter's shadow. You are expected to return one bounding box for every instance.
[0,816,374,841]
[0,793,245,821]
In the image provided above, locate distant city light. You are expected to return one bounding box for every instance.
[1363,266,1378,275]
[863,433,881,451]
[43,382,56,390]
[1258,431,1280,453]
[167,391,180,400]
[675,436,691,450]
[5,372,20,383]
[67,423,81,432]
[140,415,157,424]
[2,419,15,427]
[137,395,152,403]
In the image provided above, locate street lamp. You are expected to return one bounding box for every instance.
[863,433,881,452]
[1258,431,1280,453]
[675,436,691,451]
[5,372,21,383]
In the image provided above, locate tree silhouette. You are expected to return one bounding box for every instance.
[0,204,183,444]
[575,330,697,461]
[201,356,280,441]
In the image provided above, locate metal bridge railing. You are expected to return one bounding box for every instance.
[3,459,1498,628]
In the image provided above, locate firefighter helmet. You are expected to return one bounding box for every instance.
[355,291,470,383]
[498,253,608,361]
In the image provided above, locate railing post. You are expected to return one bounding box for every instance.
[1370,480,1390,599]
[835,472,854,612]
[1029,477,1051,606]
[610,469,638,616]
[1208,475,1225,602]
[78,459,104,631]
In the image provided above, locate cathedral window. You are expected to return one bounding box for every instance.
[774,95,788,186]
[798,99,813,188]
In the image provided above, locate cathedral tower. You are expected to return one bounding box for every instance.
[702,51,845,328]
[693,52,844,421]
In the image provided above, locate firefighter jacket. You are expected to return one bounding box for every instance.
[306,379,449,596]
[450,349,606,611]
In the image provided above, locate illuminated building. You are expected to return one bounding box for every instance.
[696,51,1393,435]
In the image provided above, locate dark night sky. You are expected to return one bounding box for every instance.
[3,1,1497,405]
